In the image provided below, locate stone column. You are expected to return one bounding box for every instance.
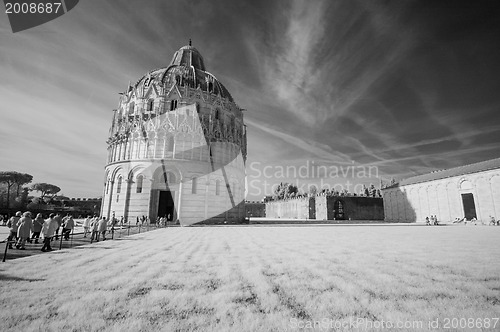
[123,178,133,222]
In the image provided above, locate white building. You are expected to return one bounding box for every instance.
[382,158,500,223]
[101,44,247,226]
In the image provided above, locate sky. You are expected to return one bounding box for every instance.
[1,0,500,200]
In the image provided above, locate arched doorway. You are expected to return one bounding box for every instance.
[333,200,345,220]
[150,169,179,222]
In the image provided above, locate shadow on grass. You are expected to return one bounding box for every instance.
[0,273,45,282]
[73,246,114,250]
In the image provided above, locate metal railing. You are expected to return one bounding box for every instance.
[1,221,177,262]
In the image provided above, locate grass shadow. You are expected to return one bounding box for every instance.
[0,273,45,282]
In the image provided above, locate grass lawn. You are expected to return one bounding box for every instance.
[1,225,499,331]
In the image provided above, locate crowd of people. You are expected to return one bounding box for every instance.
[2,212,109,252]
[425,215,439,225]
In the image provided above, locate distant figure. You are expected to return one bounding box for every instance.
[32,213,44,244]
[53,213,63,241]
[62,216,75,240]
[425,217,430,225]
[7,212,22,249]
[433,215,439,225]
[16,212,33,250]
[98,217,108,241]
[91,217,100,242]
[83,215,92,237]
[41,213,58,252]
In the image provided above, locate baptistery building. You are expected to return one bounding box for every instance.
[101,43,247,226]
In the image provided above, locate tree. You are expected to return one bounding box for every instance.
[363,185,369,197]
[273,182,299,200]
[30,183,61,202]
[0,171,33,208]
[308,185,318,197]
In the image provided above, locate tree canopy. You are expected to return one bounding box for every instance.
[30,183,61,200]
[273,182,299,200]
[0,171,33,208]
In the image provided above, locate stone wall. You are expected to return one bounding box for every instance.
[265,197,314,219]
[382,168,500,222]
[315,196,384,220]
[245,201,266,218]
[266,196,383,221]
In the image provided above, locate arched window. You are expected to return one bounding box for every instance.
[208,82,213,92]
[166,137,174,152]
[192,177,197,194]
[128,102,135,115]
[170,100,178,111]
[116,176,122,194]
[215,180,220,196]
[147,99,154,112]
[136,175,143,193]
[214,109,219,120]
[105,180,110,194]
[161,172,176,186]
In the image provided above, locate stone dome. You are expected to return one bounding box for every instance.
[133,45,234,102]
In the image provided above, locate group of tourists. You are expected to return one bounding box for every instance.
[82,215,108,242]
[451,216,499,225]
[425,215,439,225]
[4,211,109,252]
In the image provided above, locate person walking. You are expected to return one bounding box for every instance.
[41,213,58,252]
[32,213,44,244]
[62,216,75,240]
[82,215,92,237]
[7,212,22,249]
[98,217,108,241]
[53,213,62,241]
[16,212,33,250]
[91,217,100,242]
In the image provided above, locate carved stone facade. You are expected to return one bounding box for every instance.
[382,158,500,222]
[101,45,247,226]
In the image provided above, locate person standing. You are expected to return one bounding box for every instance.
[53,213,63,241]
[62,216,75,240]
[16,212,33,250]
[41,213,58,252]
[82,215,92,237]
[98,217,108,241]
[32,213,44,244]
[91,217,100,242]
[7,212,21,249]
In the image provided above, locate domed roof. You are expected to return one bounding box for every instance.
[133,44,233,102]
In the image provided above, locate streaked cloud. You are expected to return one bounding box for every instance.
[1,0,499,200]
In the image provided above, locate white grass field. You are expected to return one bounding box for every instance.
[1,225,499,331]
